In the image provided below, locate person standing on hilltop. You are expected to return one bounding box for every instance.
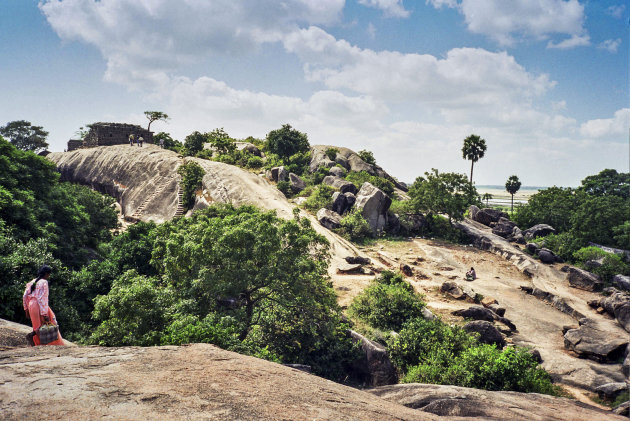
[23,265,65,346]
[138,135,144,147]
[129,133,134,146]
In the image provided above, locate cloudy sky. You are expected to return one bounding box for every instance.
[2,0,628,186]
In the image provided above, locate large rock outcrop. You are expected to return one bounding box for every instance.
[310,145,407,191]
[1,323,623,421]
[355,182,392,234]
[46,145,367,277]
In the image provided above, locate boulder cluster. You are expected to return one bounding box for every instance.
[266,166,307,195]
[469,205,557,247]
[588,287,630,333]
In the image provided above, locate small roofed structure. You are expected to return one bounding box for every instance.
[67,122,153,151]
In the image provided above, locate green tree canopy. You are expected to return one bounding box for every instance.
[183,131,207,155]
[408,169,479,222]
[144,111,169,132]
[358,149,376,166]
[505,175,522,214]
[207,127,236,155]
[579,169,630,199]
[153,132,182,151]
[0,120,49,152]
[462,134,487,184]
[265,124,310,160]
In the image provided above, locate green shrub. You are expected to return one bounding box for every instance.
[326,147,339,160]
[349,271,425,331]
[246,156,263,169]
[177,161,205,209]
[358,149,376,166]
[573,246,629,282]
[338,209,373,241]
[403,344,556,394]
[346,171,395,196]
[530,232,581,262]
[303,184,335,212]
[387,318,476,373]
[303,166,332,186]
[277,181,292,197]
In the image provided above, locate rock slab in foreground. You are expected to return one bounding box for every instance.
[0,343,432,421]
[369,383,625,421]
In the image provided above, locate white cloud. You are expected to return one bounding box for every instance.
[606,5,626,19]
[428,0,587,47]
[283,26,554,121]
[580,109,630,139]
[547,34,590,49]
[598,38,622,53]
[426,0,458,9]
[40,0,345,87]
[367,22,377,39]
[358,0,410,18]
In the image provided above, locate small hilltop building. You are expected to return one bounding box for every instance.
[67,122,153,151]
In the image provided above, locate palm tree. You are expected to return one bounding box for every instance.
[482,192,493,206]
[505,175,522,214]
[462,134,487,184]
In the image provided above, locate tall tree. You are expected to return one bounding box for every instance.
[144,111,169,132]
[0,120,49,152]
[462,134,487,184]
[207,128,236,155]
[265,124,310,160]
[505,175,522,214]
[408,169,479,223]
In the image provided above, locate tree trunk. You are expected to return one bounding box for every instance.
[239,294,253,341]
[469,161,474,184]
[147,121,152,132]
[511,194,514,214]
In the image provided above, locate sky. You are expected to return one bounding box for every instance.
[1,0,629,186]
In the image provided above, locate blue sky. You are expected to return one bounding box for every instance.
[1,0,628,186]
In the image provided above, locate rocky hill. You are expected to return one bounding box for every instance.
[47,144,366,277]
[0,327,623,420]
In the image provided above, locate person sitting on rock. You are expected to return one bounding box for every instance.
[465,267,476,281]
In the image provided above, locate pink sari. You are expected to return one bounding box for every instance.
[24,279,64,346]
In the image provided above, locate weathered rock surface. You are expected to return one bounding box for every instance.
[349,330,398,387]
[613,275,630,292]
[440,281,465,300]
[328,166,346,177]
[452,306,516,331]
[567,267,604,292]
[564,319,628,363]
[316,208,342,230]
[523,223,556,240]
[310,145,407,191]
[463,320,505,348]
[331,191,349,215]
[469,206,507,227]
[589,290,630,333]
[370,383,626,421]
[322,175,358,194]
[271,166,289,182]
[0,342,434,421]
[288,172,305,193]
[613,400,630,416]
[595,382,629,400]
[491,217,516,238]
[355,182,392,234]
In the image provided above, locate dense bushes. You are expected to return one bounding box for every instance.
[338,209,372,241]
[303,184,335,212]
[87,205,359,381]
[572,246,629,282]
[514,170,630,257]
[0,137,118,325]
[349,271,425,331]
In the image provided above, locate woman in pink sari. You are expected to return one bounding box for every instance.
[23,265,64,346]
